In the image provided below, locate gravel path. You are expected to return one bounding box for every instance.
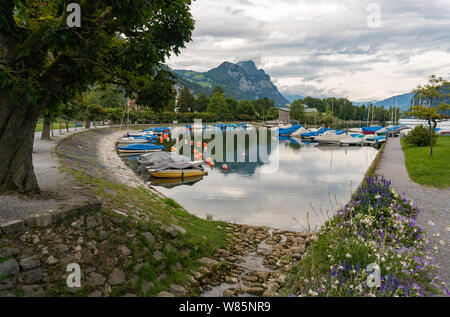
[0,127,96,223]
[375,137,450,285]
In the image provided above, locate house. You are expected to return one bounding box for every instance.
[278,106,291,123]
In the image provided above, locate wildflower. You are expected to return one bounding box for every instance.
[439,240,445,246]
[428,221,434,226]
[346,253,352,258]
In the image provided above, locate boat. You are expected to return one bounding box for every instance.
[146,161,207,178]
[364,135,386,146]
[117,137,151,144]
[315,131,349,144]
[290,126,309,137]
[117,144,164,154]
[149,175,204,188]
[339,137,364,146]
[138,152,203,167]
[301,127,332,141]
[362,126,384,135]
[278,124,304,136]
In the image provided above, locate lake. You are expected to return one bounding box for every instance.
[123,132,378,231]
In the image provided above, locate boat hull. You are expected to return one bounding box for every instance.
[147,168,207,178]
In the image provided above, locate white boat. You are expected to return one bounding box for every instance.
[290,126,309,137]
[339,137,364,146]
[315,131,349,144]
[117,137,149,144]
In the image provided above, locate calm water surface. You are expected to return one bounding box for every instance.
[124,136,378,231]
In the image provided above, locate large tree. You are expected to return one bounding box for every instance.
[409,75,450,156]
[0,1,194,193]
[177,87,195,113]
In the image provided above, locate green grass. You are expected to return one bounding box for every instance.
[401,136,450,188]
[35,118,77,132]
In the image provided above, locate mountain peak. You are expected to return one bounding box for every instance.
[175,61,289,106]
[236,60,265,76]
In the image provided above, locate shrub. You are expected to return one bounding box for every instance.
[404,125,436,147]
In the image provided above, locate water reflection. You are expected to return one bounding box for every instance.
[123,135,378,231]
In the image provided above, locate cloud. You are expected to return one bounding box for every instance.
[168,0,450,100]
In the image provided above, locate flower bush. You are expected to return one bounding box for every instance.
[285,176,448,297]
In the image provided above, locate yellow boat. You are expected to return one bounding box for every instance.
[146,167,207,178]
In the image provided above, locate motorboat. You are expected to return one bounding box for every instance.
[117,144,164,154]
[315,130,349,144]
[138,152,203,167]
[146,161,207,178]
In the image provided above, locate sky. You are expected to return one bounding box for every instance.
[167,0,450,102]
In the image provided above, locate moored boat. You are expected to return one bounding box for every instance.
[117,144,164,154]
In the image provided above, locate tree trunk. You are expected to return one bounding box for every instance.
[0,102,41,194]
[65,120,69,132]
[41,117,51,140]
[59,118,62,135]
[429,120,433,157]
[85,120,91,129]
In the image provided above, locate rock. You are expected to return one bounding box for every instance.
[23,285,45,297]
[243,287,265,296]
[179,248,191,258]
[88,290,103,297]
[158,291,175,297]
[0,277,16,291]
[19,257,40,271]
[142,281,154,293]
[153,250,164,262]
[262,290,278,297]
[141,232,155,244]
[108,268,125,286]
[199,257,219,268]
[47,256,58,265]
[0,220,24,234]
[0,259,19,277]
[243,275,259,282]
[0,247,19,259]
[156,273,167,282]
[170,284,188,297]
[126,230,137,238]
[122,293,137,297]
[118,245,131,256]
[289,245,306,254]
[85,216,99,229]
[163,225,186,238]
[226,256,238,263]
[255,271,270,281]
[223,289,237,297]
[86,272,106,286]
[225,276,238,284]
[20,268,43,284]
[264,281,280,292]
[56,244,69,253]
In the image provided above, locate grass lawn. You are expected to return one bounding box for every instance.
[401,136,450,188]
[35,118,78,132]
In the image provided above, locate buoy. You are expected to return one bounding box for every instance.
[171,146,174,152]
[206,157,212,164]
[203,142,207,148]
[193,149,198,155]
[197,141,201,148]
[164,133,168,139]
[222,164,228,171]
[199,153,203,159]
[159,138,163,143]
[210,161,215,167]
[184,139,188,144]
[190,140,194,146]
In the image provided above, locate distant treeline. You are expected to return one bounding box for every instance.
[290,96,400,125]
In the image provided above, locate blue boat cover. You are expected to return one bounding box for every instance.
[117,144,164,151]
[302,127,331,137]
[279,124,303,136]
[362,126,383,132]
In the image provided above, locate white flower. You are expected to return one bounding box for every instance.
[439,240,445,246]
[428,221,434,226]
[375,194,381,199]
[346,253,352,258]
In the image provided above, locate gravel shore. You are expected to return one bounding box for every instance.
[375,137,450,285]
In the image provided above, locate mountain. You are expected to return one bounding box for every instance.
[283,94,306,103]
[373,93,414,111]
[174,61,290,106]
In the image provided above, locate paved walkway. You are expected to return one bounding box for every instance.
[0,126,95,223]
[375,137,450,285]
